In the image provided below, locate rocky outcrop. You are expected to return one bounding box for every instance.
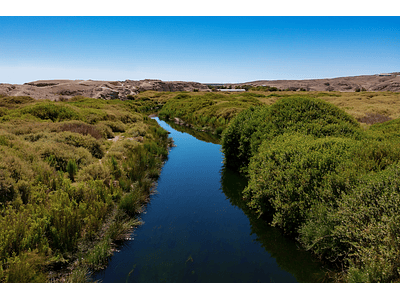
[2,73,400,101]
[0,79,211,101]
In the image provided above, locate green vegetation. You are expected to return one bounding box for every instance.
[300,164,400,282]
[158,92,263,135]
[0,95,171,282]
[2,89,400,283]
[146,90,400,282]
[242,85,280,92]
[221,95,400,282]
[207,85,280,92]
[221,96,363,173]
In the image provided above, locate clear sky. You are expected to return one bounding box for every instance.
[0,16,399,84]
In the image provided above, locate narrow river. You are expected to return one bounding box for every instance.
[94,117,326,283]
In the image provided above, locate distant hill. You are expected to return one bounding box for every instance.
[226,73,400,92]
[1,73,399,101]
[0,79,211,101]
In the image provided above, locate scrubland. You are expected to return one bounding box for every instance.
[2,89,400,283]
[0,95,171,282]
[156,90,400,282]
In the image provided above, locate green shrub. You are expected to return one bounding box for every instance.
[76,163,110,182]
[109,155,122,179]
[94,123,114,139]
[0,107,8,117]
[22,103,80,122]
[39,142,92,171]
[0,169,16,205]
[245,129,400,233]
[0,153,34,183]
[300,164,400,282]
[16,180,31,204]
[0,96,36,109]
[118,187,143,217]
[0,95,170,282]
[47,190,82,253]
[243,134,361,235]
[85,238,111,270]
[66,160,78,182]
[221,96,363,173]
[2,250,48,283]
[369,117,400,141]
[158,92,259,132]
[98,120,126,133]
[55,131,104,159]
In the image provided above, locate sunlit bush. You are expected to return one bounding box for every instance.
[221,96,363,173]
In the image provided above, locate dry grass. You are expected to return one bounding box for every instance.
[59,122,103,140]
[152,90,399,128]
[255,91,400,124]
[357,113,392,125]
[137,90,400,126]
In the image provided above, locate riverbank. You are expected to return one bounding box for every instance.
[2,90,400,282]
[0,95,171,282]
[94,117,327,283]
[148,91,400,282]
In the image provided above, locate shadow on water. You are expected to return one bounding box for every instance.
[220,166,329,283]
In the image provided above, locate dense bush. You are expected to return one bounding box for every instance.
[300,164,400,282]
[220,94,400,282]
[98,120,126,133]
[0,96,36,109]
[38,142,93,171]
[22,103,80,122]
[243,134,361,235]
[244,133,400,235]
[368,117,400,140]
[54,131,104,159]
[221,96,363,173]
[0,96,171,282]
[158,92,261,134]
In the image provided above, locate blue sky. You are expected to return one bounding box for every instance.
[0,16,399,84]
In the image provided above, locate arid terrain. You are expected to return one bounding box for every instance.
[0,79,211,101]
[236,73,400,92]
[1,73,399,101]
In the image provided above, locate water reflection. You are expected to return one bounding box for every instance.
[94,117,327,283]
[162,118,221,144]
[220,166,328,282]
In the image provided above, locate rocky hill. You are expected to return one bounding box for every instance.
[0,79,211,101]
[238,73,400,92]
[1,73,400,101]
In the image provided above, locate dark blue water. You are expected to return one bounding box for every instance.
[94,117,326,283]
